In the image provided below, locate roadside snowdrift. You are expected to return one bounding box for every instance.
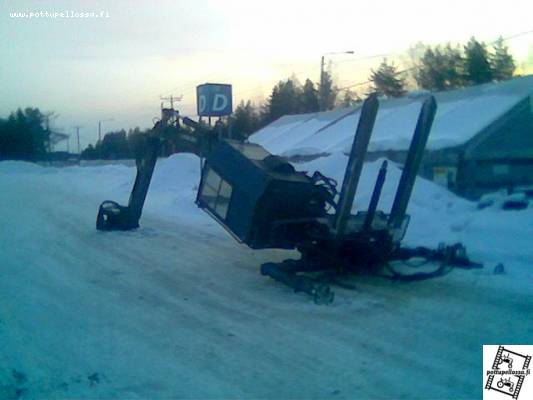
[1,154,532,399]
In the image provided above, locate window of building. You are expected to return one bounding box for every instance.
[493,164,510,176]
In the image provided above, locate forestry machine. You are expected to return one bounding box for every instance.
[96,94,482,304]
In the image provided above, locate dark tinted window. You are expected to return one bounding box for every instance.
[199,167,233,219]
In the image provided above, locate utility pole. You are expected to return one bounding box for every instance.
[73,125,81,154]
[44,112,58,153]
[319,51,355,111]
[319,55,325,108]
[97,118,114,142]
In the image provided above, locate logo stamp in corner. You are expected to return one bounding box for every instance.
[484,345,532,400]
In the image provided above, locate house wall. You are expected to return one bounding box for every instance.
[456,97,533,199]
[465,96,533,161]
[458,158,533,199]
[291,95,533,201]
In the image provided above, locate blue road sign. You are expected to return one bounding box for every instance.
[196,83,233,117]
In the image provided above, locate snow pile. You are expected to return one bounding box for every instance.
[1,153,531,274]
[297,153,533,276]
[1,153,531,273]
[1,151,532,399]
[250,75,533,157]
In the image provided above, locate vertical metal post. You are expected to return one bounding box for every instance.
[217,117,223,140]
[228,117,233,140]
[389,96,437,230]
[363,160,388,231]
[334,93,379,237]
[319,55,325,111]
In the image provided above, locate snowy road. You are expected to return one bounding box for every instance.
[1,157,532,399]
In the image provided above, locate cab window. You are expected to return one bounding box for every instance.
[199,167,233,219]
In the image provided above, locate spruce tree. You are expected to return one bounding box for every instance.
[490,37,515,81]
[0,107,49,160]
[415,48,445,91]
[442,44,466,88]
[263,79,303,123]
[301,79,319,113]
[232,100,259,138]
[414,45,465,91]
[464,37,493,85]
[318,71,337,111]
[370,59,406,98]
[339,90,360,107]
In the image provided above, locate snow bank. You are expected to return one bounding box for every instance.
[296,152,533,281]
[0,160,46,173]
[298,153,471,244]
[2,151,529,271]
[1,153,532,399]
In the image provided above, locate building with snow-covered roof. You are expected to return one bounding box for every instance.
[250,75,533,199]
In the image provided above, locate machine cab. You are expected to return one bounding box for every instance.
[196,140,331,249]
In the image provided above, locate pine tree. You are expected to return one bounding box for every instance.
[0,107,49,160]
[442,44,466,88]
[414,45,465,91]
[232,100,259,138]
[414,48,444,91]
[127,127,145,158]
[97,130,130,160]
[263,79,303,123]
[339,90,360,107]
[464,37,493,85]
[301,79,319,113]
[318,71,337,111]
[370,59,406,98]
[490,37,515,81]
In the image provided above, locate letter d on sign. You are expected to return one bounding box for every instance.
[198,95,207,113]
[212,94,228,112]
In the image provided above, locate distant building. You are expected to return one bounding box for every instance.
[250,75,533,199]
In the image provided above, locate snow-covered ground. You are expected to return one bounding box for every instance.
[1,153,532,399]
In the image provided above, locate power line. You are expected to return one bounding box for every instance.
[331,53,398,65]
[87,28,533,123]
[336,29,533,92]
[496,29,533,43]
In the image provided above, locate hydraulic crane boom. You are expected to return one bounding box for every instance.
[96,108,218,231]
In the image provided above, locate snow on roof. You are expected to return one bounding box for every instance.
[250,75,533,156]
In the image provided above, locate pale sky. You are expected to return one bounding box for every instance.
[1,0,532,151]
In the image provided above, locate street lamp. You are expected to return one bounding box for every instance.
[319,50,355,110]
[98,118,114,142]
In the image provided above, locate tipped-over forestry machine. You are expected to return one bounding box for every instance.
[96,94,482,303]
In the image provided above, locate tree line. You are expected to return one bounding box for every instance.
[1,36,517,161]
[0,108,50,160]
[231,36,516,136]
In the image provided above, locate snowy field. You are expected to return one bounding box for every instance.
[1,153,532,399]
